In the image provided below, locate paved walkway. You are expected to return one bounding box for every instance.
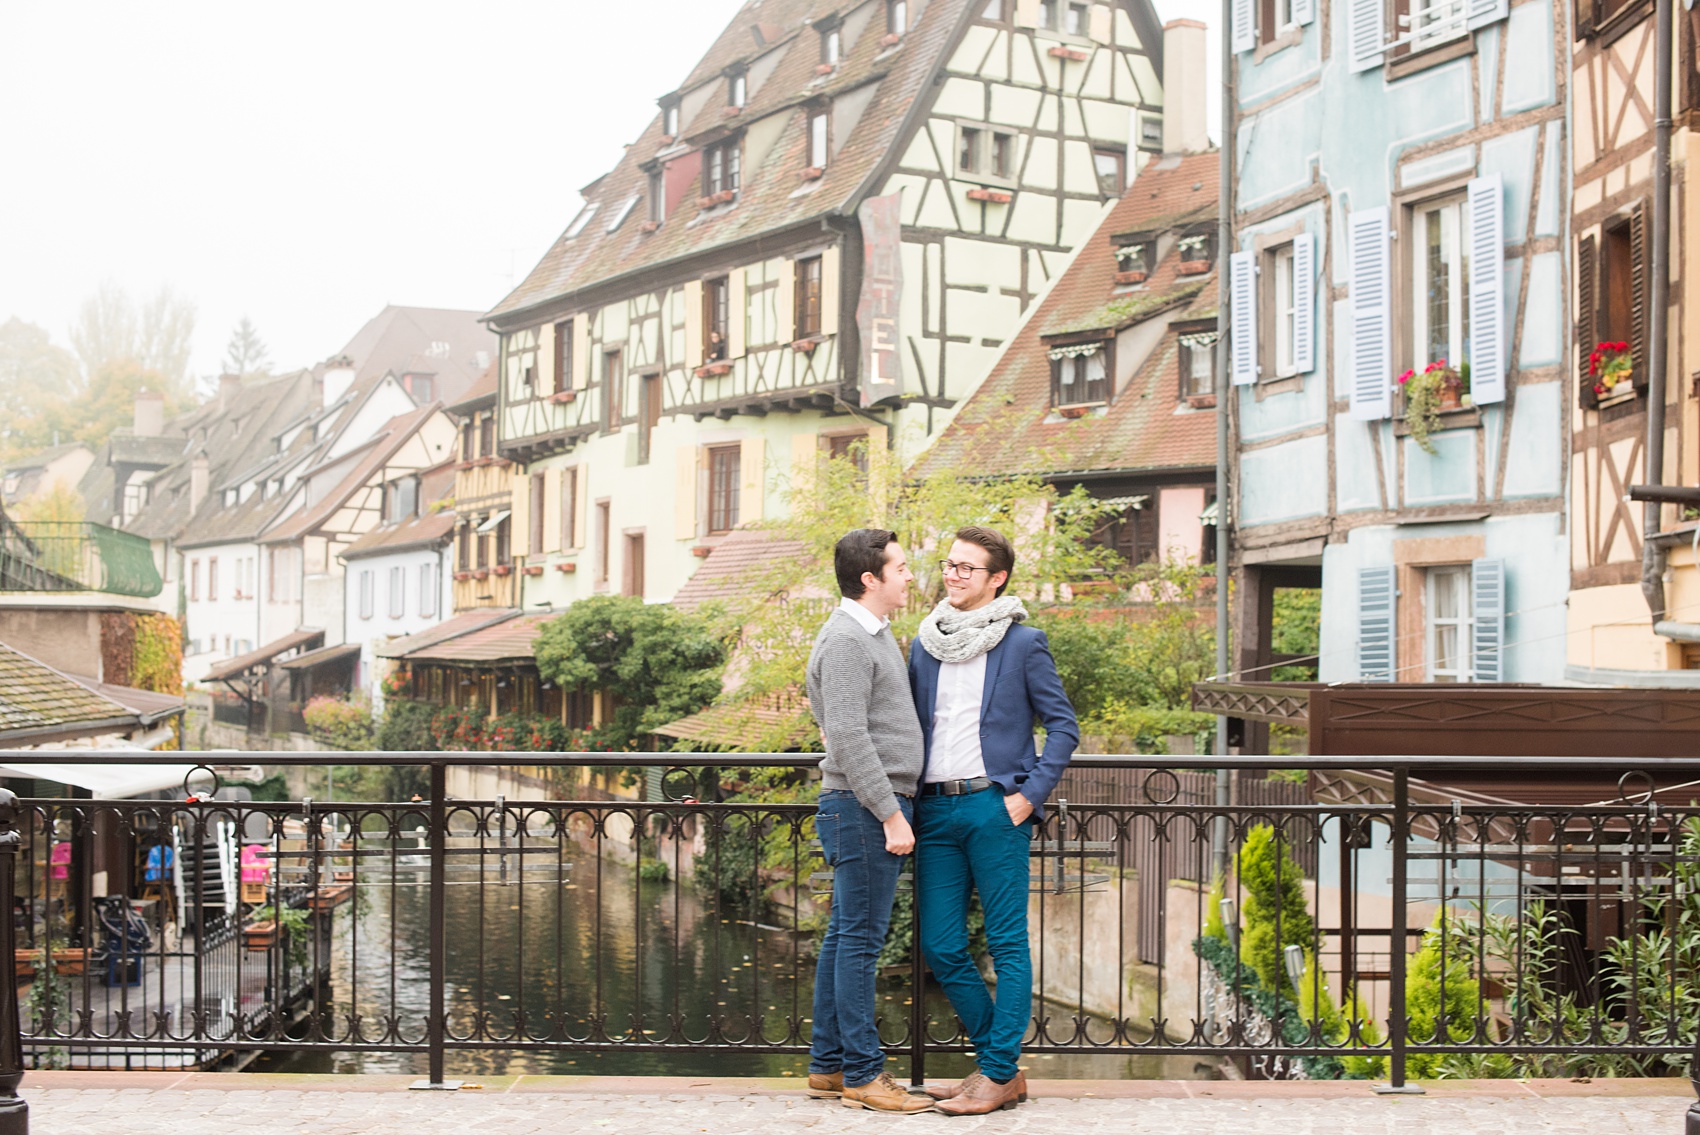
[18,1073,1693,1135]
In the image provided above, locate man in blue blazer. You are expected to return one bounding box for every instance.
[907,525,1078,1115]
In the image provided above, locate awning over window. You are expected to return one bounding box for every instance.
[1046,342,1104,361]
[1098,495,1150,511]
[1200,499,1219,525]
[201,627,324,683]
[476,510,510,533]
[0,762,202,798]
[275,643,361,672]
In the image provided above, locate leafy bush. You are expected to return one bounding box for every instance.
[1403,913,1487,1079]
[1236,823,1314,995]
[374,698,435,753]
[302,696,374,751]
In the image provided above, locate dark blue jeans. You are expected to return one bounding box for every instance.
[915,787,1033,1082]
[808,789,912,1088]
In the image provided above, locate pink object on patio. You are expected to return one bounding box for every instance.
[50,841,71,881]
[240,844,270,884]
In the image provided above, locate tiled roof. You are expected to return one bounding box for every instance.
[404,613,553,665]
[340,510,456,560]
[447,360,498,413]
[63,674,184,725]
[671,527,809,612]
[259,403,442,546]
[915,150,1221,480]
[0,643,140,741]
[275,643,361,671]
[201,627,325,683]
[651,689,816,750]
[378,608,522,659]
[336,306,495,406]
[2,443,91,475]
[485,0,978,324]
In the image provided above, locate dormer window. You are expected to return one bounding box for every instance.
[1049,341,1112,407]
[821,25,842,64]
[807,109,829,169]
[1178,327,1221,400]
[887,0,909,35]
[1178,229,1217,271]
[728,71,747,108]
[705,137,741,198]
[662,101,680,139]
[1114,240,1151,279]
[647,169,665,224]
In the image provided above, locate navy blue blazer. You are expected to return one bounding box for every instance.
[908,623,1079,819]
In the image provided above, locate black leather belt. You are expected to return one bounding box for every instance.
[921,777,993,796]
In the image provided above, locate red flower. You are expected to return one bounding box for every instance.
[1618,341,1629,352]
[1397,369,1414,384]
[1594,383,1608,395]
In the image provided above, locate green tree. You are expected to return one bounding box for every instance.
[1236,822,1314,995]
[534,595,726,750]
[0,318,81,461]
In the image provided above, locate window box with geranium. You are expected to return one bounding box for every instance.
[1397,361,1468,455]
[1589,341,1634,403]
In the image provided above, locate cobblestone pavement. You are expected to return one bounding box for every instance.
[17,1074,1691,1135]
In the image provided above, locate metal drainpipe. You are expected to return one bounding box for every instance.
[1641,0,1674,627]
[1212,0,1236,884]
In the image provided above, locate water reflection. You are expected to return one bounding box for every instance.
[263,850,1212,1081]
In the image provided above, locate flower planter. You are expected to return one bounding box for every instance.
[549,389,578,404]
[307,884,353,913]
[555,562,577,573]
[713,189,736,204]
[1438,385,1463,412]
[243,921,279,951]
[454,571,471,582]
[15,948,91,978]
[1114,270,1147,285]
[522,565,543,576]
[881,32,903,46]
[801,166,824,181]
[791,338,821,354]
[692,545,715,558]
[1057,405,1092,419]
[966,187,1011,204]
[659,134,675,146]
[473,569,489,581]
[638,220,660,233]
[723,105,743,118]
[1048,45,1089,61]
[493,565,512,577]
[1186,395,1218,409]
[815,62,836,75]
[697,196,714,209]
[1177,260,1212,276]
[695,362,733,378]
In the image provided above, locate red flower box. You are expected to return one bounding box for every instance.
[801,166,824,181]
[555,562,577,574]
[881,32,902,46]
[723,105,743,117]
[473,569,489,581]
[1186,395,1218,409]
[791,338,821,353]
[454,571,471,582]
[549,390,578,404]
[493,564,512,577]
[659,134,675,146]
[1057,405,1092,419]
[815,62,835,75]
[695,362,733,378]
[1177,260,1212,276]
[697,195,714,209]
[522,565,543,576]
[692,546,715,558]
[1115,270,1147,285]
[1048,45,1089,61]
[639,220,660,233]
[713,189,736,204]
[966,187,1011,204]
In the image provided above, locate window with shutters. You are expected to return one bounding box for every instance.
[479,415,495,460]
[419,563,437,618]
[494,515,511,567]
[827,432,871,475]
[956,123,1018,186]
[1272,243,1298,377]
[1426,564,1473,681]
[1392,0,1469,55]
[1090,501,1158,565]
[530,471,547,552]
[389,566,406,619]
[456,524,472,572]
[708,445,742,534]
[1408,195,1472,373]
[623,532,646,599]
[561,467,578,548]
[1583,207,1648,408]
[595,500,611,585]
[1575,0,1651,39]
[1260,0,1295,42]
[638,374,661,465]
[704,137,741,198]
[796,257,824,338]
[555,319,573,388]
[704,278,730,360]
[603,348,624,432]
[1179,329,1220,400]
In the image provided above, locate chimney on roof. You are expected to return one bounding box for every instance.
[218,373,241,411]
[1161,20,1210,156]
[133,388,165,437]
[322,354,355,410]
[189,453,209,513]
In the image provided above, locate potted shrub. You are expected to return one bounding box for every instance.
[1590,341,1634,401]
[1398,360,1466,455]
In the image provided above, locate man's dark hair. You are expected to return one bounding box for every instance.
[954,525,1015,597]
[835,528,898,598]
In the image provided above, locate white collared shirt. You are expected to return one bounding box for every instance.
[925,652,988,782]
[838,595,887,635]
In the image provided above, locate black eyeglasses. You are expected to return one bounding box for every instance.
[938,559,994,579]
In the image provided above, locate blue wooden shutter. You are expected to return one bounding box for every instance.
[1468,0,1508,29]
[1357,565,1397,682]
[1292,232,1316,374]
[1294,0,1316,25]
[1471,558,1506,682]
[1348,207,1392,420]
[1230,250,1258,386]
[1348,0,1386,71]
[1467,174,1507,405]
[1232,0,1256,53]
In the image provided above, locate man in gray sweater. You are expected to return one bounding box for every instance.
[804,528,930,1114]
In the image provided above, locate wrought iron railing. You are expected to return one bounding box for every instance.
[0,752,1693,1103]
[0,521,163,598]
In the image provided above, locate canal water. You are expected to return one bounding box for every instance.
[262,851,1215,1082]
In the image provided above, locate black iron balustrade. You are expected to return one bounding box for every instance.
[0,752,1692,1104]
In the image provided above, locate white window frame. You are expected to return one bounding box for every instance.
[1403,0,1469,51]
[389,565,405,619]
[1411,195,1472,373]
[808,110,829,169]
[1273,244,1297,377]
[1427,564,1474,682]
[729,72,747,108]
[359,569,374,620]
[419,563,437,619]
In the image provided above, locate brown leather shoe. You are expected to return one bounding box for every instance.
[807,1071,843,1097]
[841,1071,935,1113]
[934,1070,1026,1115]
[923,1070,984,1101]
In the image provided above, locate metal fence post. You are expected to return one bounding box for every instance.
[1376,765,1422,1095]
[0,789,29,1134]
[909,861,925,1089]
[411,762,459,1090]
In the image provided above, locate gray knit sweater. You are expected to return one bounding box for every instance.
[806,607,923,821]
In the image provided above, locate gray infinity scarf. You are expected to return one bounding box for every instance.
[916,595,1029,664]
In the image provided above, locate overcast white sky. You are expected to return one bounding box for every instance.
[0,0,1220,384]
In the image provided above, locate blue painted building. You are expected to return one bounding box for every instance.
[1223,0,1569,698]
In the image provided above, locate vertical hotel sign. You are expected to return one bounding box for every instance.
[856,192,903,407]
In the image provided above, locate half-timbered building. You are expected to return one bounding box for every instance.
[1222,0,1571,690]
[484,0,1183,607]
[446,366,527,613]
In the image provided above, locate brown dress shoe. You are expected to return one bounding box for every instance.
[841,1071,935,1113]
[934,1070,1026,1115]
[807,1071,843,1097]
[923,1070,985,1101]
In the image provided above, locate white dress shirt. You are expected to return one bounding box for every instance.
[838,595,887,635]
[925,653,988,782]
